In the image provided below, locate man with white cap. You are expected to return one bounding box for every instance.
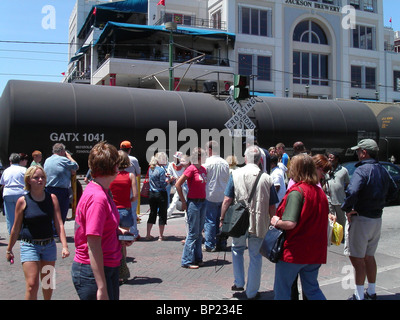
[342,139,398,300]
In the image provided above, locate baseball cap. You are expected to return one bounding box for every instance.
[350,139,379,152]
[173,151,183,159]
[120,140,132,149]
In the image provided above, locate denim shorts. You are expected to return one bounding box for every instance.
[20,240,57,263]
[118,208,134,228]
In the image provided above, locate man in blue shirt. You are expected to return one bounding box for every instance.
[44,143,79,223]
[342,139,397,300]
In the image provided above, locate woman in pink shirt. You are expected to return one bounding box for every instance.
[71,142,134,300]
[176,148,207,269]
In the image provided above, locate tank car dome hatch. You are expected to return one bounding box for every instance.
[377,106,400,163]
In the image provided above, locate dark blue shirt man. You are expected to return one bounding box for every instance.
[341,139,398,300]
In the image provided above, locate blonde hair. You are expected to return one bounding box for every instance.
[24,165,47,191]
[226,155,238,168]
[149,152,168,169]
[149,156,157,169]
[190,147,206,165]
[289,153,319,185]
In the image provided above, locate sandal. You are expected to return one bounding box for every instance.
[182,264,199,269]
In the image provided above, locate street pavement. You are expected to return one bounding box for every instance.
[1,203,400,302]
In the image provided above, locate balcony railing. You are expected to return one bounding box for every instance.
[155,15,227,31]
[96,52,230,70]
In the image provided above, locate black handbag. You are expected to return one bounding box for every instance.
[259,225,285,263]
[220,171,263,238]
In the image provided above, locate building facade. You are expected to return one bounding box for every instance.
[65,0,400,102]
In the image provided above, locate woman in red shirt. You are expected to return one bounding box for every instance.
[176,148,207,269]
[110,151,138,282]
[270,153,329,300]
[110,151,138,231]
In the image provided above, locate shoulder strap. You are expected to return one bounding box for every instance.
[247,170,263,203]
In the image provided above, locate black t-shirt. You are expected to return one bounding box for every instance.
[20,191,54,240]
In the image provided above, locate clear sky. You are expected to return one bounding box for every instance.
[0,0,399,95]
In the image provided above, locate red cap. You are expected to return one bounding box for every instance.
[120,140,132,149]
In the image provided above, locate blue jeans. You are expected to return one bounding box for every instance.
[129,199,139,238]
[181,200,206,266]
[71,261,120,300]
[204,200,222,250]
[3,194,22,234]
[231,233,263,299]
[274,261,326,300]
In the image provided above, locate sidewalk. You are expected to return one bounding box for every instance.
[1,205,400,301]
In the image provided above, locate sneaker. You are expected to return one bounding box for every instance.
[231,285,244,291]
[182,264,199,269]
[347,294,364,300]
[364,291,377,300]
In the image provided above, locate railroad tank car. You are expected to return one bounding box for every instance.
[0,80,380,173]
[376,106,400,162]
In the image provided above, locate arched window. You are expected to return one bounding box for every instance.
[293,20,328,45]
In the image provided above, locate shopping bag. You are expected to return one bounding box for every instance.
[331,222,343,246]
[140,168,150,198]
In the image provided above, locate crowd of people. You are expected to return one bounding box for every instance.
[1,137,398,300]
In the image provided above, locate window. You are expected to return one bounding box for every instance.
[349,0,360,9]
[352,25,375,50]
[351,66,376,89]
[257,56,271,81]
[293,20,328,45]
[394,71,400,92]
[240,7,272,37]
[363,0,375,12]
[293,51,329,86]
[238,54,252,76]
[349,0,376,12]
[351,66,362,88]
[165,13,192,26]
[365,67,376,89]
[211,10,221,29]
[238,54,272,81]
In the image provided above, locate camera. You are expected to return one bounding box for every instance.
[118,234,135,241]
